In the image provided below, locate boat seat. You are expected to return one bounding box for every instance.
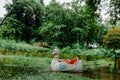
[63,57,79,64]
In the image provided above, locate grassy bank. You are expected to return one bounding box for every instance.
[0,55,91,80]
[0,39,114,60]
[0,39,115,79]
[0,55,113,80]
[0,39,49,52]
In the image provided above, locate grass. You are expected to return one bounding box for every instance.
[0,39,49,52]
[0,54,113,80]
[0,55,91,80]
[0,38,116,79]
[7,72,93,80]
[0,38,114,61]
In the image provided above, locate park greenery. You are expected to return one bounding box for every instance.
[103,27,120,49]
[0,0,120,79]
[0,0,107,47]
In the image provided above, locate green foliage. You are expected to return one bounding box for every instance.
[0,55,85,79]
[0,56,50,79]
[60,44,112,60]
[4,0,44,41]
[39,21,66,46]
[103,27,120,49]
[0,14,25,39]
[0,38,112,60]
[37,0,106,47]
[0,55,113,80]
[109,0,120,25]
[0,38,49,53]
[1,0,106,46]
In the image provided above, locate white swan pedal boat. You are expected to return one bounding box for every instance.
[50,47,83,72]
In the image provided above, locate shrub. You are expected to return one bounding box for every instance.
[0,38,49,53]
[103,27,120,49]
[0,14,25,40]
[0,56,51,79]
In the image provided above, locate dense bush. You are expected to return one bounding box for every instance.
[0,0,106,46]
[0,38,49,53]
[0,14,25,40]
[60,45,111,60]
[0,55,113,80]
[0,56,50,79]
[0,38,111,60]
[103,27,120,49]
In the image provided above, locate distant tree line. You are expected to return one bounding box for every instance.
[0,0,119,48]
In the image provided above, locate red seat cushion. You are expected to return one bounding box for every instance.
[69,57,78,64]
[63,57,79,64]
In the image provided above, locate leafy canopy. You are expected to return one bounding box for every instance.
[103,27,120,49]
[0,14,25,40]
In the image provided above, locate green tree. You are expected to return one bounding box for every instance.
[39,0,86,47]
[39,0,73,47]
[38,0,104,47]
[1,0,44,41]
[103,27,120,49]
[109,0,120,26]
[0,14,25,40]
[83,0,103,48]
[39,21,66,46]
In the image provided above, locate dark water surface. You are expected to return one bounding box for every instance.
[75,68,120,80]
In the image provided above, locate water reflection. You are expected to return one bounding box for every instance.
[76,69,120,80]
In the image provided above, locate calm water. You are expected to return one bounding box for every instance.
[76,68,120,80]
